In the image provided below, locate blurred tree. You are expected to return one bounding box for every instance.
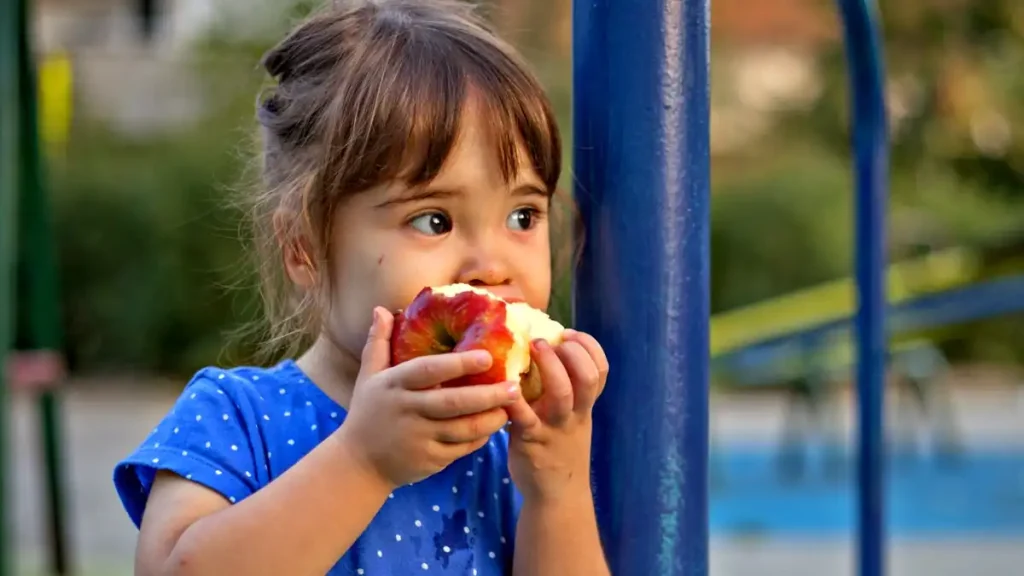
[787,0,1024,202]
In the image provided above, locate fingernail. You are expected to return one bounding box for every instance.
[563,328,579,338]
[468,350,492,367]
[506,382,521,400]
[531,339,546,353]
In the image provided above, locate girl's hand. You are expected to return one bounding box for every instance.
[334,307,522,489]
[504,330,609,503]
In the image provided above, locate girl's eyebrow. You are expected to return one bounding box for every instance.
[374,187,460,209]
[512,183,552,199]
[374,182,550,209]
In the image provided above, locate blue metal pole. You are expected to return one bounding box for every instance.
[573,0,710,574]
[837,1,889,576]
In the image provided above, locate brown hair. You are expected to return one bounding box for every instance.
[247,0,564,359]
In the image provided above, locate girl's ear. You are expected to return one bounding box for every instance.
[274,209,318,289]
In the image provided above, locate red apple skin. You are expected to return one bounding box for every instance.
[390,287,516,388]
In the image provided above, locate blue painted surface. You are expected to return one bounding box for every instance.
[710,447,1024,537]
[837,0,890,573]
[572,0,710,574]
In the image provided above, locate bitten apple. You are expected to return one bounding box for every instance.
[390,284,564,402]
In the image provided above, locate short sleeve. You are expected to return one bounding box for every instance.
[113,372,265,528]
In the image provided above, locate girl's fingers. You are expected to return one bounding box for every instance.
[432,407,509,444]
[405,380,520,420]
[386,350,493,391]
[531,339,574,426]
[563,329,609,393]
[553,340,602,413]
[505,395,541,437]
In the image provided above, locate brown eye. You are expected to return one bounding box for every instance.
[409,211,453,236]
[507,208,536,231]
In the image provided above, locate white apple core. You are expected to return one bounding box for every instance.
[428,283,565,381]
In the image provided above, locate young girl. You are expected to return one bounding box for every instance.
[112,1,611,574]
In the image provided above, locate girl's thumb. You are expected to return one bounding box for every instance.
[358,306,393,377]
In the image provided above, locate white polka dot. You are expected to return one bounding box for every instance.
[279,388,286,395]
[222,414,229,421]
[267,451,272,458]
[173,427,179,434]
[330,412,338,418]
[443,545,451,553]
[395,534,402,542]
[478,511,485,518]
[488,552,496,559]
[388,493,394,499]
[284,411,291,417]
[231,445,238,451]
[151,458,160,463]
[432,505,440,512]
[500,536,507,544]
[414,520,422,527]
[245,471,252,478]
[263,415,270,421]
[287,439,295,446]
[452,486,458,494]
[154,442,160,448]
[205,441,211,448]
[463,526,470,534]
[377,550,383,558]
[421,563,428,570]
[215,470,223,475]
[218,374,225,380]
[186,474,192,480]
[190,393,197,399]
[493,493,499,500]
[306,401,313,407]
[195,415,202,421]
[229,496,236,503]
[477,457,484,463]
[502,478,510,484]
[473,570,478,576]
[217,390,224,395]
[252,375,259,381]
[357,570,364,575]
[311,424,317,431]
[182,451,188,456]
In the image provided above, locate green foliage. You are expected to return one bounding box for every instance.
[51,114,262,376]
[47,0,1024,377]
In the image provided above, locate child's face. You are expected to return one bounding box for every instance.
[323,98,553,361]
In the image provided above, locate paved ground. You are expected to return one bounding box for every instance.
[6,366,1024,575]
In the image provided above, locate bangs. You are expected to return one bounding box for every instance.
[318,17,562,197]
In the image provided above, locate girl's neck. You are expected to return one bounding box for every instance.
[295,334,360,410]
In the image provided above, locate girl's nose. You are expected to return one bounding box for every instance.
[455,239,512,287]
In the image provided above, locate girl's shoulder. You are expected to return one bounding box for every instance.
[112,360,346,527]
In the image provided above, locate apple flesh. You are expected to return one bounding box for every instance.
[390,283,565,402]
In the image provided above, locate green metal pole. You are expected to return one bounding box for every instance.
[14,0,73,572]
[0,0,23,571]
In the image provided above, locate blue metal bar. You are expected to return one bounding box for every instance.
[573,0,710,574]
[837,1,890,576]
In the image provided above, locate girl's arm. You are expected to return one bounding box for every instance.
[136,431,392,576]
[512,489,611,576]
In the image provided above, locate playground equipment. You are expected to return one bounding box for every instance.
[1,0,72,575]
[8,0,982,576]
[573,0,888,575]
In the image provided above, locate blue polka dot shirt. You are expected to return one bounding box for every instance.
[114,360,524,575]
